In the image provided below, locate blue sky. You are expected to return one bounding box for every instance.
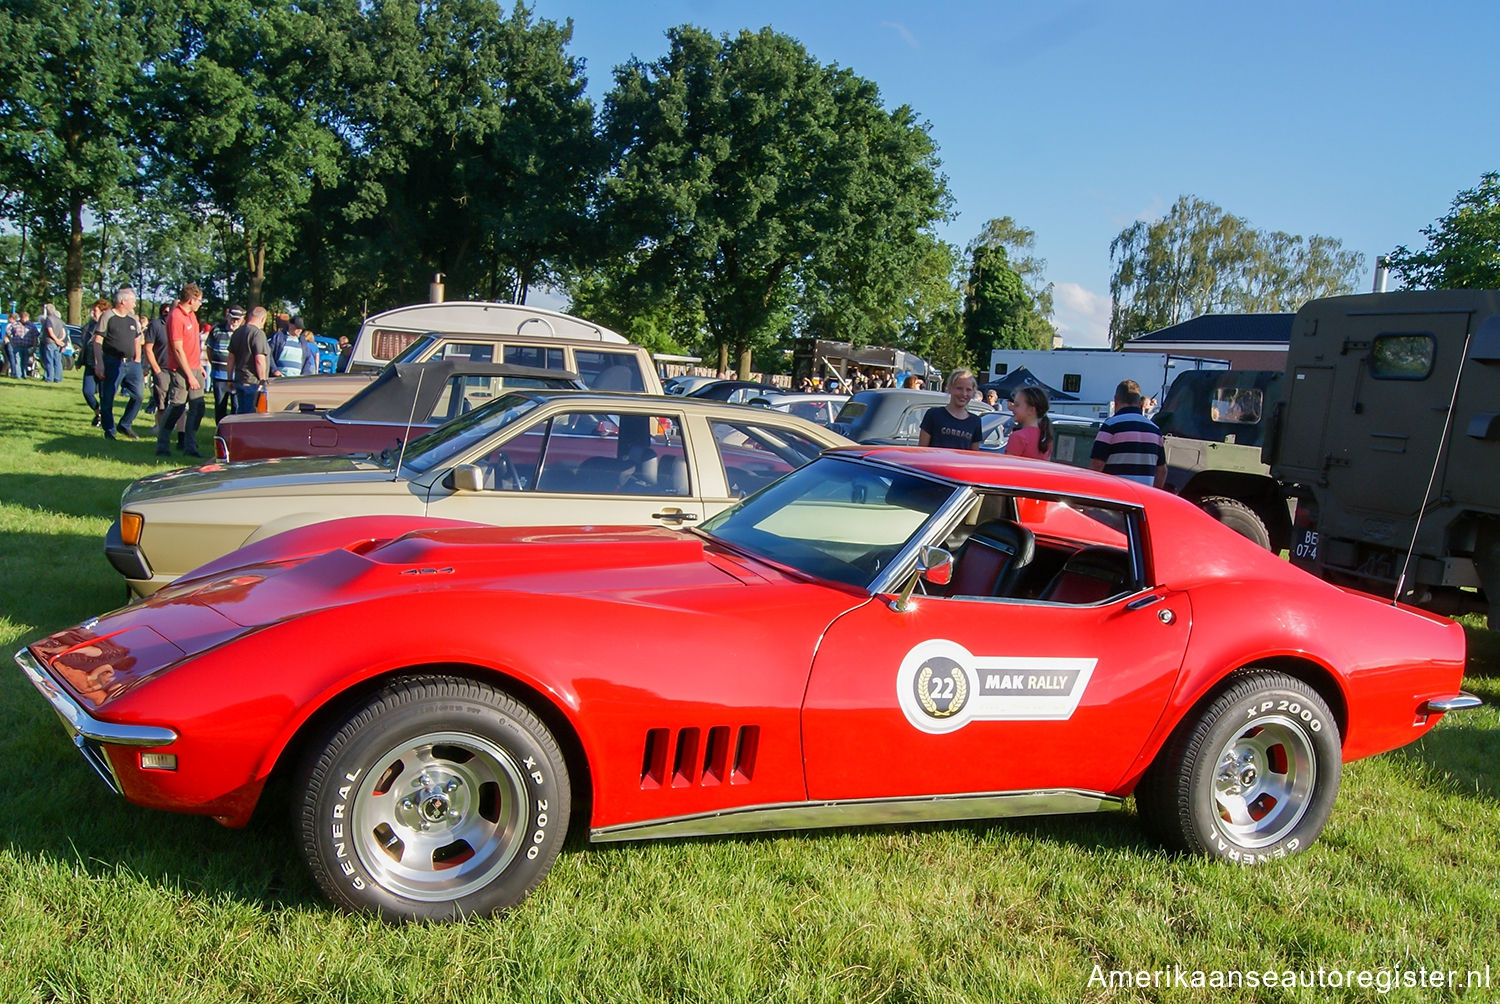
[529,0,1500,346]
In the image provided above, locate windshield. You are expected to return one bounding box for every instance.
[398,393,541,475]
[699,457,957,587]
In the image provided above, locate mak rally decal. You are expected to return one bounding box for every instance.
[896,639,1096,734]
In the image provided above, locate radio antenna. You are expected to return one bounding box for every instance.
[392,366,424,481]
[1394,324,1474,605]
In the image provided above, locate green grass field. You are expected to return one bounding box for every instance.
[2,372,1498,1002]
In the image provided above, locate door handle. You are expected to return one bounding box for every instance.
[1125,593,1162,611]
[652,509,698,523]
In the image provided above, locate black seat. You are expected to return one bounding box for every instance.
[1039,546,1134,604]
[949,519,1035,598]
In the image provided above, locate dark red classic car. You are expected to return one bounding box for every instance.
[17,449,1475,921]
[214,360,582,462]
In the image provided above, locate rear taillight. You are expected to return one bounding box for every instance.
[214,436,229,461]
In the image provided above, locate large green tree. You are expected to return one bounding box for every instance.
[1108,195,1364,348]
[320,0,597,317]
[0,0,156,321]
[1388,172,1500,289]
[148,0,354,310]
[601,26,950,376]
[963,217,1055,357]
[963,245,1046,362]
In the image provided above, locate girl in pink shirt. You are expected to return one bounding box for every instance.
[1004,386,1053,461]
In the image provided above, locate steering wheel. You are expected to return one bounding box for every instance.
[481,451,522,490]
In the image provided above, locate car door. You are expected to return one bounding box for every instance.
[427,404,708,528]
[800,500,1191,800]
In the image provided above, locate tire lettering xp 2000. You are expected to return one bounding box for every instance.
[1136,670,1341,864]
[297,676,570,921]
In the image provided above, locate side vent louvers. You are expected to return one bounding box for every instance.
[641,725,759,789]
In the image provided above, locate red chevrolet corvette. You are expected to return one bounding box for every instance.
[17,448,1476,921]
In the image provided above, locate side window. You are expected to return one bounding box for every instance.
[427,377,464,424]
[936,492,1141,605]
[435,341,495,363]
[575,349,646,392]
[372,329,422,362]
[1371,333,1435,379]
[533,410,689,496]
[710,420,826,498]
[474,420,547,491]
[503,345,565,370]
[897,407,927,442]
[1209,387,1263,424]
[1062,373,1082,393]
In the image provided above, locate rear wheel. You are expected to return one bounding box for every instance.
[1136,670,1340,863]
[296,676,569,921]
[1197,496,1272,550]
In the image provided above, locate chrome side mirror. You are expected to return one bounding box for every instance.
[447,464,485,493]
[890,546,953,611]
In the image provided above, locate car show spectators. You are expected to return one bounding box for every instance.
[206,305,243,422]
[78,298,113,425]
[39,304,68,382]
[95,288,144,440]
[269,314,307,377]
[1091,379,1166,487]
[918,368,982,451]
[156,284,206,458]
[1004,386,1053,462]
[228,305,271,414]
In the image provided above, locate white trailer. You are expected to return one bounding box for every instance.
[987,349,1230,419]
[346,301,627,373]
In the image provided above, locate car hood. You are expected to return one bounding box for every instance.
[33,524,864,709]
[123,455,399,504]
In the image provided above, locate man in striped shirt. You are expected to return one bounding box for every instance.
[1090,379,1166,488]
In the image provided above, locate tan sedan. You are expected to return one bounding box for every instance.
[106,391,851,596]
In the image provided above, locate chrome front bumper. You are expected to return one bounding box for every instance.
[14,647,178,794]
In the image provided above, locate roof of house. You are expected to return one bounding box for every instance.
[1126,312,1295,350]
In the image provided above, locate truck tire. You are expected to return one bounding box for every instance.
[1197,496,1271,550]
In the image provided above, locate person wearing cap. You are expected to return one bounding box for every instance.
[269,313,307,377]
[206,305,244,422]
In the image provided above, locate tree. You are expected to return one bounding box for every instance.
[148,0,354,311]
[320,0,597,316]
[1388,172,1500,289]
[601,26,950,376]
[1108,195,1364,348]
[966,216,1055,320]
[962,217,1055,358]
[0,0,154,321]
[963,245,1046,362]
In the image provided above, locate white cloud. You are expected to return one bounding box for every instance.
[1051,282,1112,348]
[881,21,919,49]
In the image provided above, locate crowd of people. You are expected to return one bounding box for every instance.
[918,369,1166,486]
[2,305,72,382]
[4,285,349,458]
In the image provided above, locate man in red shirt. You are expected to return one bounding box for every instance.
[155,283,206,458]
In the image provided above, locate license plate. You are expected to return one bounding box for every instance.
[1291,527,1319,564]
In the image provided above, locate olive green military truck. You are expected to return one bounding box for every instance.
[1154,368,1290,552]
[1265,289,1500,628]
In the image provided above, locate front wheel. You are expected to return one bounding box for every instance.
[1135,670,1340,863]
[297,676,570,921]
